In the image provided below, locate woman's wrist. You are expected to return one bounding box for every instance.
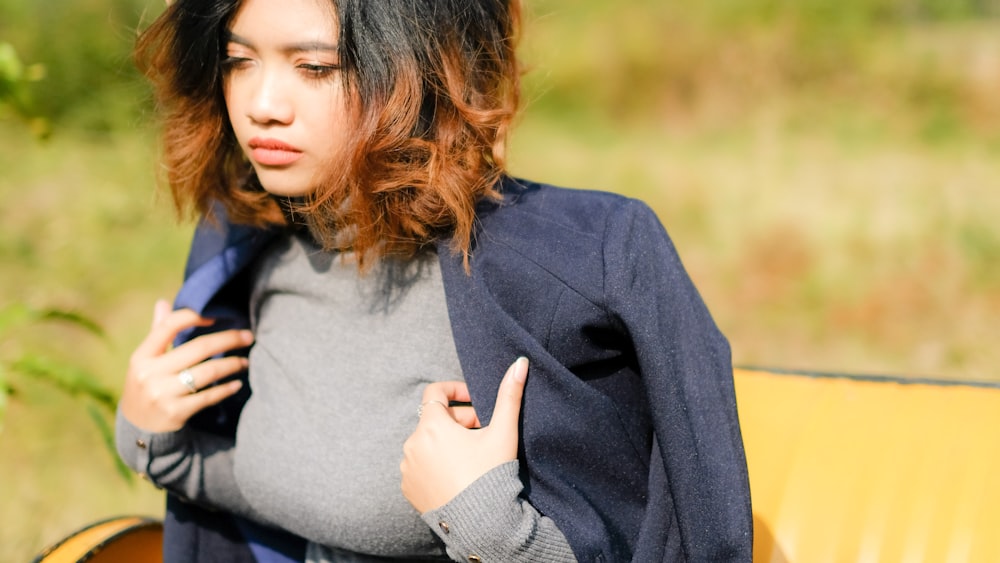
[420,460,576,562]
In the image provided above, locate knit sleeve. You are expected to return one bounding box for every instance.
[115,406,270,525]
[420,461,577,562]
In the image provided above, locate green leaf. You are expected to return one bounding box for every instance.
[0,42,29,114]
[0,42,25,85]
[37,309,108,342]
[11,355,118,413]
[86,403,133,485]
[0,304,107,343]
[0,42,49,138]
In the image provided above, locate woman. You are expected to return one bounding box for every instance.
[116,0,752,561]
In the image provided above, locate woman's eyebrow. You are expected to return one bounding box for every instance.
[282,40,339,54]
[224,31,253,48]
[225,31,338,54]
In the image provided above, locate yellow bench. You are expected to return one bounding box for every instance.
[736,368,1000,562]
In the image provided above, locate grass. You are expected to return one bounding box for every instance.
[1,3,999,561]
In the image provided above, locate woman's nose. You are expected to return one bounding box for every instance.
[246,71,293,125]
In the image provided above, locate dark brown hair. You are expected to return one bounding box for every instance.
[137,0,521,267]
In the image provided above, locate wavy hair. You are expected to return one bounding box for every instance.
[137,0,521,267]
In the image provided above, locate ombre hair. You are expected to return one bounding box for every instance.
[137,0,521,267]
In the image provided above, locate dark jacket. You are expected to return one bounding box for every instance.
[163,178,752,562]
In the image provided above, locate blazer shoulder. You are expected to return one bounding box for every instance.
[463,178,663,304]
[480,177,649,245]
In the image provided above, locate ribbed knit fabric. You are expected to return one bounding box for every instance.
[234,232,459,557]
[420,461,578,562]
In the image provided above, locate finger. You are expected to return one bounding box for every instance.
[134,308,215,359]
[419,381,476,426]
[175,380,244,420]
[487,357,528,430]
[420,380,471,404]
[157,329,254,374]
[182,356,249,392]
[151,299,172,329]
[449,405,481,429]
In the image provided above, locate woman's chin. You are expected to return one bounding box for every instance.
[255,175,317,198]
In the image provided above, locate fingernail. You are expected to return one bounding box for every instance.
[511,357,528,384]
[240,330,254,344]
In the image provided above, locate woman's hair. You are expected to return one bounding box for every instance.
[137,0,521,267]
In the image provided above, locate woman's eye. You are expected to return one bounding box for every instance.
[298,63,339,79]
[221,56,253,70]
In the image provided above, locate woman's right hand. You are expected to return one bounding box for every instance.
[119,299,253,433]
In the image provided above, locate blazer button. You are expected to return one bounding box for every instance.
[135,439,147,449]
[438,521,450,534]
[467,556,482,562]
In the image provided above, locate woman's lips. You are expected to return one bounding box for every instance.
[248,138,303,166]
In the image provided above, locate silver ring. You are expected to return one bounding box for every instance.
[178,369,198,394]
[417,400,447,418]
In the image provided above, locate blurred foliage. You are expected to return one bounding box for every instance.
[0,4,139,485]
[687,0,999,23]
[0,0,163,133]
[523,0,1000,139]
[0,41,48,136]
[0,304,131,482]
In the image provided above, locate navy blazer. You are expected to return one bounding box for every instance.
[163,178,752,562]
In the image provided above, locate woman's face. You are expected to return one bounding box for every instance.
[223,0,350,197]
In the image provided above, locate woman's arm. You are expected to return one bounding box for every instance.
[115,411,262,517]
[420,461,577,562]
[401,359,577,562]
[115,300,267,521]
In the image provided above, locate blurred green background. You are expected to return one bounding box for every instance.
[2,0,999,559]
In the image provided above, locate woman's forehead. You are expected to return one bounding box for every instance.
[227,0,338,41]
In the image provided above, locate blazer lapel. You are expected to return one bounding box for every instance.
[174,213,278,344]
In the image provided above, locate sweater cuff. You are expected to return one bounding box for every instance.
[114,406,190,486]
[421,461,576,562]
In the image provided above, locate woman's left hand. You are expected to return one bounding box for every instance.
[400,357,529,514]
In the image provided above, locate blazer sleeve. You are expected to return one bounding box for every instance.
[602,199,752,561]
